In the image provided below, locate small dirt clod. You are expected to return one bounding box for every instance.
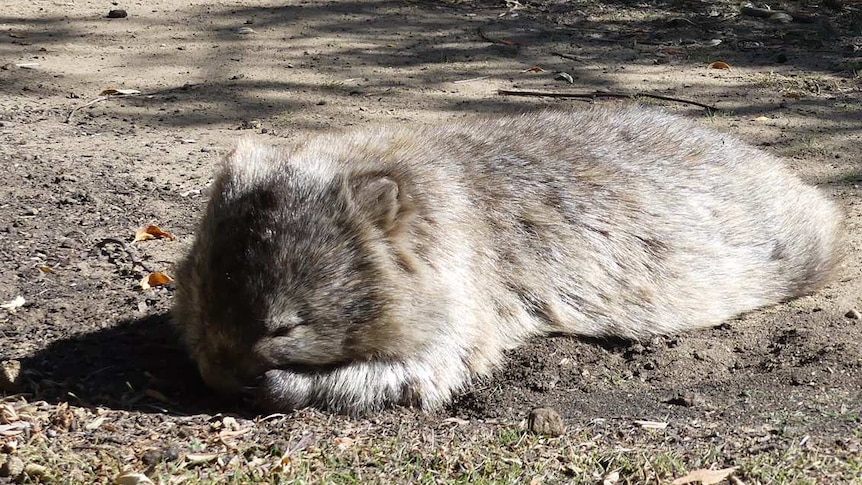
[0,456,25,479]
[107,9,128,18]
[527,407,565,437]
[844,309,860,320]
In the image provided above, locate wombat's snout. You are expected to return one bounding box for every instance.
[195,344,268,397]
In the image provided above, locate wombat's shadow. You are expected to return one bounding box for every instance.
[14,313,634,416]
[15,313,248,416]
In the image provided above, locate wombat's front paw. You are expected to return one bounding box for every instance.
[253,357,467,415]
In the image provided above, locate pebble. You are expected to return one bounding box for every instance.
[845,309,860,320]
[527,407,564,437]
[107,9,128,18]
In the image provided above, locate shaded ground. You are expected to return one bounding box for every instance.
[1,0,861,483]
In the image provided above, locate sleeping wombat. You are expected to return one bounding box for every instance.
[173,106,844,414]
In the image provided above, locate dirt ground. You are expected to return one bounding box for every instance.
[1,0,861,483]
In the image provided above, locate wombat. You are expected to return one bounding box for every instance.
[173,106,844,414]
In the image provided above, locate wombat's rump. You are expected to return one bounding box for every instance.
[173,106,844,414]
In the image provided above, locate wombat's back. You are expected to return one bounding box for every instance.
[422,107,844,339]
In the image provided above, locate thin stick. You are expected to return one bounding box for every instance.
[95,237,154,273]
[65,96,108,123]
[550,51,585,62]
[477,28,521,46]
[497,89,720,112]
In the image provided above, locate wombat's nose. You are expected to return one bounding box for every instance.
[197,358,245,396]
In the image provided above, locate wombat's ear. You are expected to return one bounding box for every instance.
[348,174,403,231]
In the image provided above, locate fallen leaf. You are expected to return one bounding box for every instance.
[556,72,574,84]
[115,471,154,485]
[37,265,54,273]
[1,296,25,312]
[0,422,30,437]
[634,420,668,430]
[134,225,176,242]
[334,436,355,450]
[524,66,545,73]
[140,272,175,290]
[672,466,739,485]
[100,88,142,96]
[219,428,252,440]
[85,416,107,431]
[708,61,731,70]
[603,470,620,485]
[185,453,219,465]
[659,47,687,56]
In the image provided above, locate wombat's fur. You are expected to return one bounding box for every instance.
[173,106,844,414]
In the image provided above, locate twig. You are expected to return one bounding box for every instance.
[497,89,720,112]
[477,28,521,46]
[65,96,108,123]
[550,51,585,62]
[453,76,491,84]
[95,237,154,273]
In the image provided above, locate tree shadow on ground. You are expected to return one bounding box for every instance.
[1,1,860,132]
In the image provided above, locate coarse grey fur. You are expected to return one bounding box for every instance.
[173,105,844,414]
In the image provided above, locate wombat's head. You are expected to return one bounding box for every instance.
[173,140,467,414]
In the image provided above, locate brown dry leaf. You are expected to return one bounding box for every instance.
[37,265,54,273]
[134,225,176,242]
[334,436,355,450]
[524,66,545,73]
[660,47,687,56]
[0,403,20,424]
[51,402,75,431]
[672,466,739,485]
[708,61,731,70]
[140,272,175,290]
[100,88,142,96]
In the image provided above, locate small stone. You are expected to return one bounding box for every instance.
[107,9,128,18]
[527,407,564,437]
[0,456,25,478]
[844,309,860,320]
[141,450,161,466]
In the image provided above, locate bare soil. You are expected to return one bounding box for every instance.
[1,0,861,483]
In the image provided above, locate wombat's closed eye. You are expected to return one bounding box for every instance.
[173,105,844,415]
